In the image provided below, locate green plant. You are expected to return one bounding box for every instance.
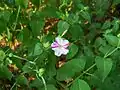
[0,0,120,90]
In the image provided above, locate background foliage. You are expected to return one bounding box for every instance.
[0,0,120,90]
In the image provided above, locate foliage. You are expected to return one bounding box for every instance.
[0,0,120,90]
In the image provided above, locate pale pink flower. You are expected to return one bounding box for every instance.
[51,37,69,56]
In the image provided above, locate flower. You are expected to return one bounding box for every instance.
[51,37,69,56]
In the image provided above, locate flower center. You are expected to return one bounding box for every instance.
[58,44,63,48]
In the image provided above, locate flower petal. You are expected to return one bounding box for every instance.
[55,37,63,45]
[62,40,69,48]
[52,47,69,56]
[62,39,69,45]
[53,48,62,56]
[61,47,69,55]
[51,37,70,56]
[55,37,69,46]
[51,41,59,48]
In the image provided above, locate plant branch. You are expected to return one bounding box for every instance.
[104,47,118,58]
[13,5,21,31]
[36,74,47,90]
[10,82,17,90]
[56,80,66,89]
[67,63,96,87]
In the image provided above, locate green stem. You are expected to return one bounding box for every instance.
[13,5,21,31]
[104,39,120,58]
[13,55,28,61]
[84,72,100,80]
[39,0,42,5]
[67,63,96,87]
[67,43,119,87]
[5,48,10,54]
[10,82,17,90]
[104,47,118,58]
[56,80,66,89]
[61,29,68,37]
[12,54,36,65]
[41,76,47,90]
[36,74,47,90]
[84,72,96,77]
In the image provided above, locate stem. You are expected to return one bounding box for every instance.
[41,76,47,90]
[5,48,10,54]
[84,72,96,77]
[104,47,118,58]
[104,39,120,58]
[67,63,96,87]
[67,40,119,87]
[10,82,17,90]
[13,55,28,61]
[12,54,36,65]
[36,74,47,90]
[39,0,42,5]
[61,29,68,37]
[84,72,99,80]
[13,5,21,31]
[56,80,66,89]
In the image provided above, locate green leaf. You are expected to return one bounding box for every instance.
[67,43,79,59]
[23,28,31,45]
[17,31,23,42]
[80,11,91,23]
[16,75,28,85]
[46,52,57,77]
[42,7,58,18]
[58,20,70,35]
[30,19,45,36]
[94,37,106,47]
[104,34,119,47]
[34,43,43,56]
[102,21,111,30]
[1,11,11,22]
[35,52,48,68]
[56,57,86,81]
[67,14,79,24]
[0,65,12,80]
[22,62,35,73]
[70,79,91,90]
[30,78,42,88]
[112,21,119,32]
[43,84,57,90]
[15,0,28,8]
[69,24,83,40]
[29,42,43,56]
[31,0,40,7]
[113,0,120,4]
[94,0,109,18]
[76,2,85,10]
[99,45,114,55]
[0,19,7,33]
[95,56,113,81]
[7,28,12,41]
[0,50,5,62]
[12,57,23,70]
